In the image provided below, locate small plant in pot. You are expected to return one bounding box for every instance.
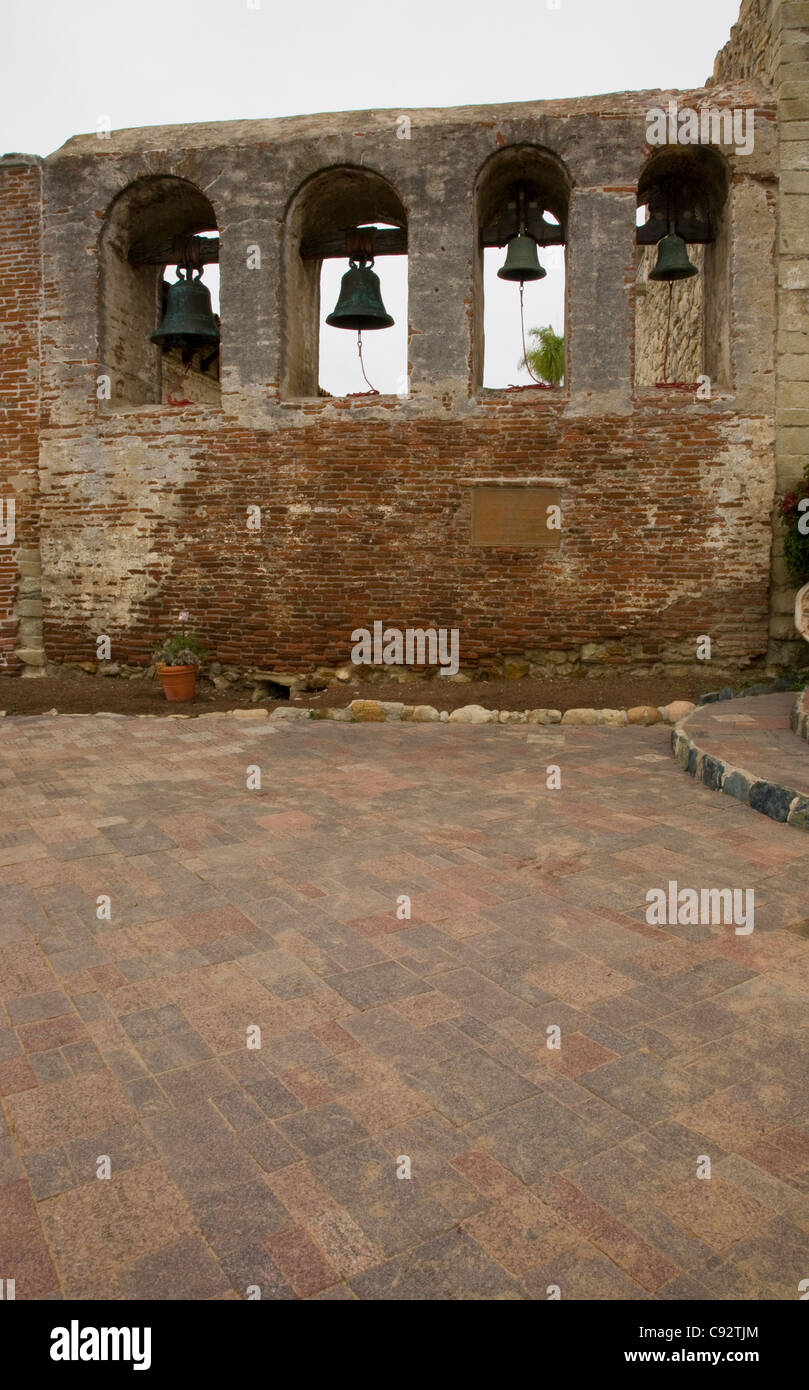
[154,619,208,702]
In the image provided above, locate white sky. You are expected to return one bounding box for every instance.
[2,0,743,394]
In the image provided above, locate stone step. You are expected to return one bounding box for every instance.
[671,692,809,830]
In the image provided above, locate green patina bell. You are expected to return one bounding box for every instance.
[326,260,394,331]
[649,232,698,282]
[497,232,546,283]
[151,268,220,352]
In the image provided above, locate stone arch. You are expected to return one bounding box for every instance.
[281,164,408,399]
[473,144,572,392]
[635,145,731,388]
[99,174,220,406]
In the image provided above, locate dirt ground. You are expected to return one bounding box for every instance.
[0,665,777,718]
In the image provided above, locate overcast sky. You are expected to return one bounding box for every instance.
[2,0,743,393]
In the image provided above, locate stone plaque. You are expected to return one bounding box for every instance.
[471,485,562,548]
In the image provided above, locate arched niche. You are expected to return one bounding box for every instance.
[635,146,731,389]
[282,165,408,399]
[474,144,572,392]
[99,175,220,407]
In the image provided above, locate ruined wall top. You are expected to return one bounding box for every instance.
[47,81,771,162]
[712,0,778,87]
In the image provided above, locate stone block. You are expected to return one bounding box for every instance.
[749,780,795,822]
[502,658,530,680]
[561,708,599,725]
[350,700,385,721]
[662,701,695,723]
[526,709,562,724]
[598,709,627,726]
[723,770,752,804]
[627,705,662,724]
[448,705,495,724]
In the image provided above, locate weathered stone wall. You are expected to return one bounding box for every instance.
[769,1,809,666]
[634,244,704,387]
[1,65,783,677]
[713,0,780,86]
[715,0,809,664]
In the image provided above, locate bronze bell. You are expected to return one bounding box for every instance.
[151,268,220,353]
[649,231,698,282]
[326,258,394,331]
[497,232,546,283]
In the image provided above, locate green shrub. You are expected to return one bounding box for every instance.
[779,467,809,586]
[154,631,208,668]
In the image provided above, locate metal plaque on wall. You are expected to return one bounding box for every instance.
[471,485,562,547]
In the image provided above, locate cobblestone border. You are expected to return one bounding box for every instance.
[0,700,694,726]
[671,693,809,832]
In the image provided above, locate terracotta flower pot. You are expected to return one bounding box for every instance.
[157,663,197,702]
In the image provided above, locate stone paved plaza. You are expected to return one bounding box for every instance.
[1,711,808,1300]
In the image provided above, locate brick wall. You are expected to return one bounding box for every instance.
[0,156,42,674]
[37,394,774,672]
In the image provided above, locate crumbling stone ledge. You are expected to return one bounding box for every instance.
[790,689,809,744]
[672,691,809,832]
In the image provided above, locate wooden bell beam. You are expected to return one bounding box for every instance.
[299,225,407,260]
[636,174,717,245]
[636,213,715,245]
[480,216,565,249]
[128,233,220,267]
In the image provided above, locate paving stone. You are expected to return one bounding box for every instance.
[276,1101,370,1158]
[464,1093,615,1184]
[577,1052,715,1124]
[39,1162,197,1288]
[0,711,807,1300]
[118,1235,231,1300]
[350,1229,525,1300]
[0,1177,60,1297]
[265,1225,340,1296]
[6,1073,137,1149]
[520,1239,650,1300]
[24,1146,75,1201]
[324,961,430,1008]
[405,1050,536,1125]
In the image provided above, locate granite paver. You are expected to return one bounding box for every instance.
[0,711,807,1299]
